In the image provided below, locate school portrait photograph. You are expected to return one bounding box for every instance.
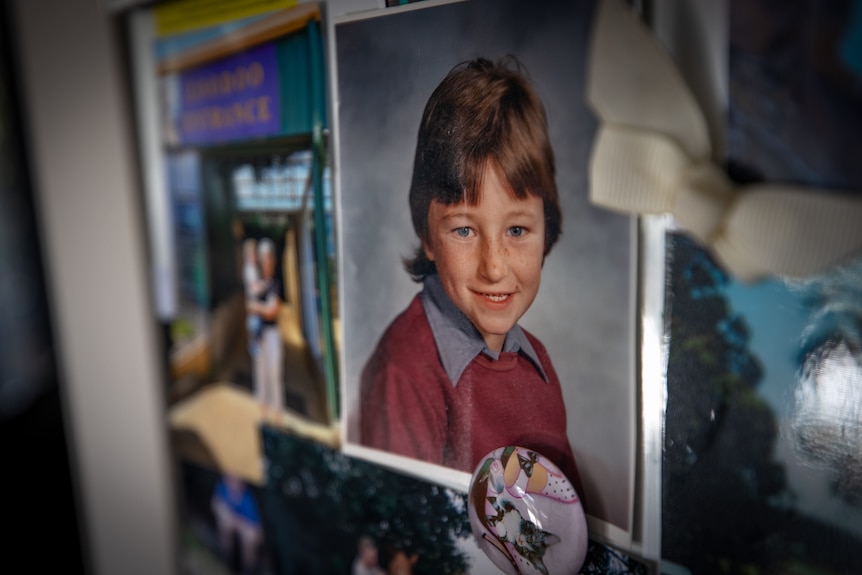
[331,0,638,539]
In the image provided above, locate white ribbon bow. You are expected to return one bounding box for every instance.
[587,0,862,283]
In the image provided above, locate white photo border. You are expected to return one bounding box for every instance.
[327,0,660,555]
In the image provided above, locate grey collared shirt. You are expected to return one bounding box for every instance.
[420,273,548,387]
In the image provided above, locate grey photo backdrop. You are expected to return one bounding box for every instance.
[333,0,637,533]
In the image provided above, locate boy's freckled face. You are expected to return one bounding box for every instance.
[423,163,545,353]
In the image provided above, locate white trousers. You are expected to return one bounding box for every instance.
[253,325,283,411]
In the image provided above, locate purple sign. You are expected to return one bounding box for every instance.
[179,42,280,145]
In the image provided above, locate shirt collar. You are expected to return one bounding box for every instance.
[420,273,548,387]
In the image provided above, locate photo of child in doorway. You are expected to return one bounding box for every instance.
[358,57,582,493]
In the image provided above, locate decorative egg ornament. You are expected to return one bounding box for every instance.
[468,446,588,575]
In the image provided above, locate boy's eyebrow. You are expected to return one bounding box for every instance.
[503,207,544,219]
[438,211,473,221]
[437,209,542,224]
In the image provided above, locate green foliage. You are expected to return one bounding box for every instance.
[171,318,196,342]
[260,427,471,575]
[663,234,785,574]
[662,235,862,575]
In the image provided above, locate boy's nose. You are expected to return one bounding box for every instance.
[478,238,507,282]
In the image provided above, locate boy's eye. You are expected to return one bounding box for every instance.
[454,227,472,238]
[509,226,526,237]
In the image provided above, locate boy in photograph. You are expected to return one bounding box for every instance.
[359,57,582,492]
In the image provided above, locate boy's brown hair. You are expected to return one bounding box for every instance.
[404,56,562,281]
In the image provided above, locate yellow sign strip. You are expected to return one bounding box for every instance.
[155,0,299,38]
[157,2,320,75]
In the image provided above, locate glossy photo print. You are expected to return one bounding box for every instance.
[661,236,862,575]
[331,0,638,543]
[259,426,653,575]
[128,0,339,485]
[127,5,341,574]
[149,1,337,429]
[660,0,862,572]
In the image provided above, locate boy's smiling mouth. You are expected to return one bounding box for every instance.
[479,292,512,303]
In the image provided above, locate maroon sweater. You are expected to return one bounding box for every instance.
[359,294,582,492]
